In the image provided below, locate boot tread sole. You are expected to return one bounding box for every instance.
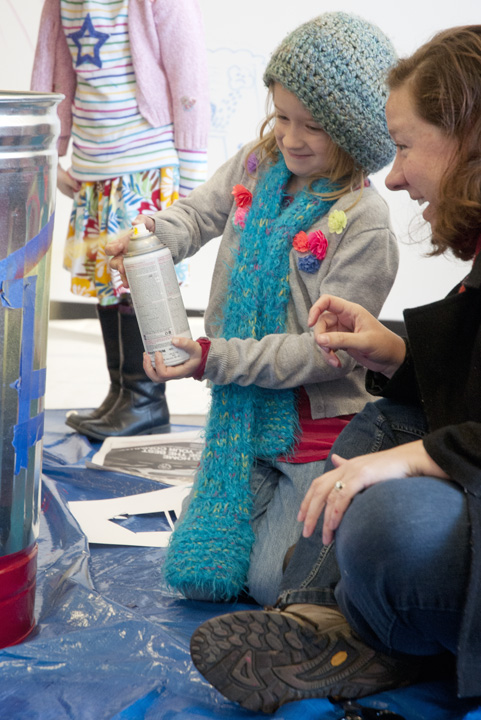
[190,610,418,713]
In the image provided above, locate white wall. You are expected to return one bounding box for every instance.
[0,0,478,319]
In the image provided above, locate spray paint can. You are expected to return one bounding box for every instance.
[123,223,192,366]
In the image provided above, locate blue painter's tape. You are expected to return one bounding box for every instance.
[0,212,55,282]
[17,276,37,422]
[12,413,45,475]
[0,278,24,309]
[12,412,45,475]
[0,214,55,474]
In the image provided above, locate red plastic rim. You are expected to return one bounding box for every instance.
[0,542,37,648]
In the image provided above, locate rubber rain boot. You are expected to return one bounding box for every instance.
[79,303,170,440]
[66,303,121,432]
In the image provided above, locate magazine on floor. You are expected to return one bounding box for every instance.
[86,430,204,486]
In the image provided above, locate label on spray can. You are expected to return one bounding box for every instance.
[123,223,192,366]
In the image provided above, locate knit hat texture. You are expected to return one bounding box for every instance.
[263,12,397,175]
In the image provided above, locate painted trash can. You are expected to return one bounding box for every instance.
[0,91,62,647]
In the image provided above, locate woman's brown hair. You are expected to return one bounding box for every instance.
[388,26,481,260]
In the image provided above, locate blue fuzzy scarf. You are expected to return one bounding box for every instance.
[163,155,337,600]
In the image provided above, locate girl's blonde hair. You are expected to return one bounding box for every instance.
[388,25,481,260]
[247,91,367,204]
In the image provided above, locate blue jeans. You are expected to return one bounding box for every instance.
[278,399,470,657]
[178,456,325,606]
[248,457,326,606]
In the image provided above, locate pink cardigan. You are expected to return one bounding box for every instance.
[31,0,210,156]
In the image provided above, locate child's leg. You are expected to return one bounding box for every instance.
[248,458,326,606]
[76,299,170,440]
[66,303,121,431]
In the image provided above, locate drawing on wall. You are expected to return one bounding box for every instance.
[207,48,268,173]
[0,0,41,91]
[177,47,269,310]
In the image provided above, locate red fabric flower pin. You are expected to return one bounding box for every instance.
[308,230,328,260]
[232,184,253,209]
[292,231,309,253]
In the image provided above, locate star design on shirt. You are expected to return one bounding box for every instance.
[68,13,109,68]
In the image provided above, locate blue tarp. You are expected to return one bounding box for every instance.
[1,409,480,720]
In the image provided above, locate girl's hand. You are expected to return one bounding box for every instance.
[143,337,202,382]
[298,441,449,545]
[57,165,81,198]
[106,214,155,286]
[308,294,406,378]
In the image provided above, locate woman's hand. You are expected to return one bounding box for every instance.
[106,214,155,286]
[298,441,449,545]
[308,294,406,378]
[57,165,81,198]
[143,337,202,382]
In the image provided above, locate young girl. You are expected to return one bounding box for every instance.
[30,0,210,439]
[109,12,399,607]
[189,24,481,713]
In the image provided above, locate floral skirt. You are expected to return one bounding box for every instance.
[63,166,189,306]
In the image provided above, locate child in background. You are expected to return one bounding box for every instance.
[31,0,210,439]
[109,12,399,606]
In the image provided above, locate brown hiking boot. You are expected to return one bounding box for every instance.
[190,607,421,714]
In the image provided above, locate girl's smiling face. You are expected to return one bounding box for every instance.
[272,82,336,192]
[385,82,458,224]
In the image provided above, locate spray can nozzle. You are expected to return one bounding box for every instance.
[126,223,162,256]
[132,223,150,238]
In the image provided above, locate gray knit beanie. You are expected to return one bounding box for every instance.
[263,12,397,175]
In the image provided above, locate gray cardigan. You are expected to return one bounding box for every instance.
[153,145,399,420]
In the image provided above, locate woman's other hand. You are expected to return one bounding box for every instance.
[308,294,406,378]
[299,441,449,545]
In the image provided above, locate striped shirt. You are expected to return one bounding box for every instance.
[61,0,207,193]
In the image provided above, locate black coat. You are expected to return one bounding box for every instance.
[368,251,481,698]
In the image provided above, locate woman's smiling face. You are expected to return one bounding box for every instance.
[385,82,458,224]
